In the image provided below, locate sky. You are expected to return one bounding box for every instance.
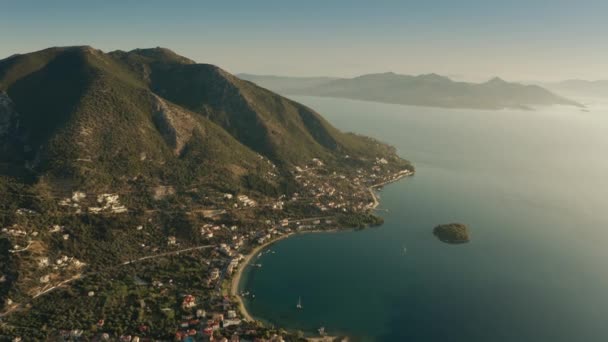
[1,0,607,82]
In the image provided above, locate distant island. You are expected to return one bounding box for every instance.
[433,223,470,244]
[239,73,583,110]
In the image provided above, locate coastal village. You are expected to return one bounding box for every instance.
[0,156,412,341]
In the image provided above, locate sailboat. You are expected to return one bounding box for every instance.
[296,296,302,309]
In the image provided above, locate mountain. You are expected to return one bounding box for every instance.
[544,79,608,98]
[237,73,339,94]
[0,46,409,194]
[0,47,413,340]
[239,72,582,110]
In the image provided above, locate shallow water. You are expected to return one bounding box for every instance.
[241,97,608,341]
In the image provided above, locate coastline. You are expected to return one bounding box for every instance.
[368,170,412,209]
[230,234,292,322]
[230,229,345,322]
[230,169,413,328]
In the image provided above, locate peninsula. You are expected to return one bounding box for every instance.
[0,46,413,341]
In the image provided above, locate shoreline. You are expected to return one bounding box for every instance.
[230,234,292,322]
[230,228,346,322]
[368,170,412,209]
[230,169,413,329]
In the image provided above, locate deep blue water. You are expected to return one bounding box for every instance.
[240,96,608,341]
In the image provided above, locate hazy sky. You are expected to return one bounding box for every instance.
[2,0,607,82]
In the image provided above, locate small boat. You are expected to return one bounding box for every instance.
[257,252,262,257]
[296,296,302,309]
[318,326,326,336]
[403,246,407,254]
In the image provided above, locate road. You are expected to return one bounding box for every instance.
[0,244,214,318]
[121,244,213,265]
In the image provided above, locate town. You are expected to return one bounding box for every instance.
[1,156,413,341]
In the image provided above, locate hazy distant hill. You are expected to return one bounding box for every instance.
[0,46,408,193]
[237,73,339,94]
[545,79,608,98]
[239,72,582,110]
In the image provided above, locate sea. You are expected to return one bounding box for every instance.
[239,95,608,342]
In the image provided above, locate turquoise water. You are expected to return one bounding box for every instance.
[241,96,608,341]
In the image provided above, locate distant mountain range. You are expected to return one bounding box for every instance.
[0,46,408,193]
[544,79,608,98]
[238,72,583,110]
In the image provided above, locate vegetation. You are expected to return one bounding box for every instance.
[433,223,470,244]
[0,45,413,340]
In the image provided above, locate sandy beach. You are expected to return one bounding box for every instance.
[230,170,413,323]
[230,234,292,322]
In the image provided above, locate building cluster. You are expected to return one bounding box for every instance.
[173,296,246,341]
[58,191,87,207]
[236,195,257,208]
[58,191,129,214]
[89,193,128,214]
[290,157,414,215]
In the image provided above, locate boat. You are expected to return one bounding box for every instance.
[403,246,407,254]
[318,326,326,336]
[296,296,302,309]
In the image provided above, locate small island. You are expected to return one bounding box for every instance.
[433,223,470,244]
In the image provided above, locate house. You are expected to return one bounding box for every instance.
[269,335,286,342]
[49,224,63,233]
[70,330,84,338]
[226,310,237,319]
[376,157,388,164]
[219,244,233,257]
[227,263,236,275]
[38,257,49,267]
[182,295,196,309]
[210,268,220,280]
[175,331,188,340]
